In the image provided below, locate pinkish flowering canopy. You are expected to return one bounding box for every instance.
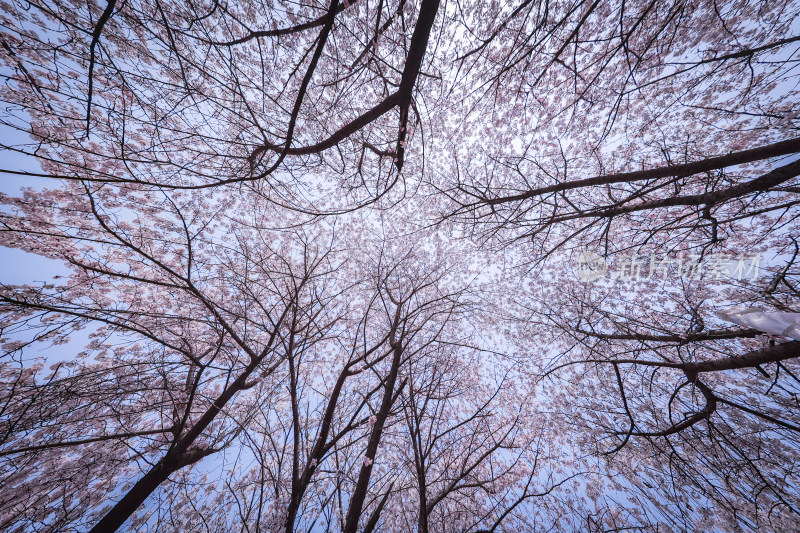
[0,0,799,531]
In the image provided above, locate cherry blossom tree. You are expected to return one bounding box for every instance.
[0,180,348,530]
[428,3,800,526]
[0,0,445,211]
[0,178,563,532]
[436,0,800,263]
[511,240,800,530]
[1,0,800,531]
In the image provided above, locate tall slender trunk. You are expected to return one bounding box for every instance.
[89,464,172,533]
[417,467,429,533]
[88,361,259,533]
[88,448,204,533]
[342,336,404,533]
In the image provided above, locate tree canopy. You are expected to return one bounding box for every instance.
[1,0,799,531]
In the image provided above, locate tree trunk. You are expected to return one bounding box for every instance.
[88,363,258,532]
[87,448,204,533]
[342,337,404,533]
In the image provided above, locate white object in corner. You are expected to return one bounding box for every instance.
[717,306,800,341]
